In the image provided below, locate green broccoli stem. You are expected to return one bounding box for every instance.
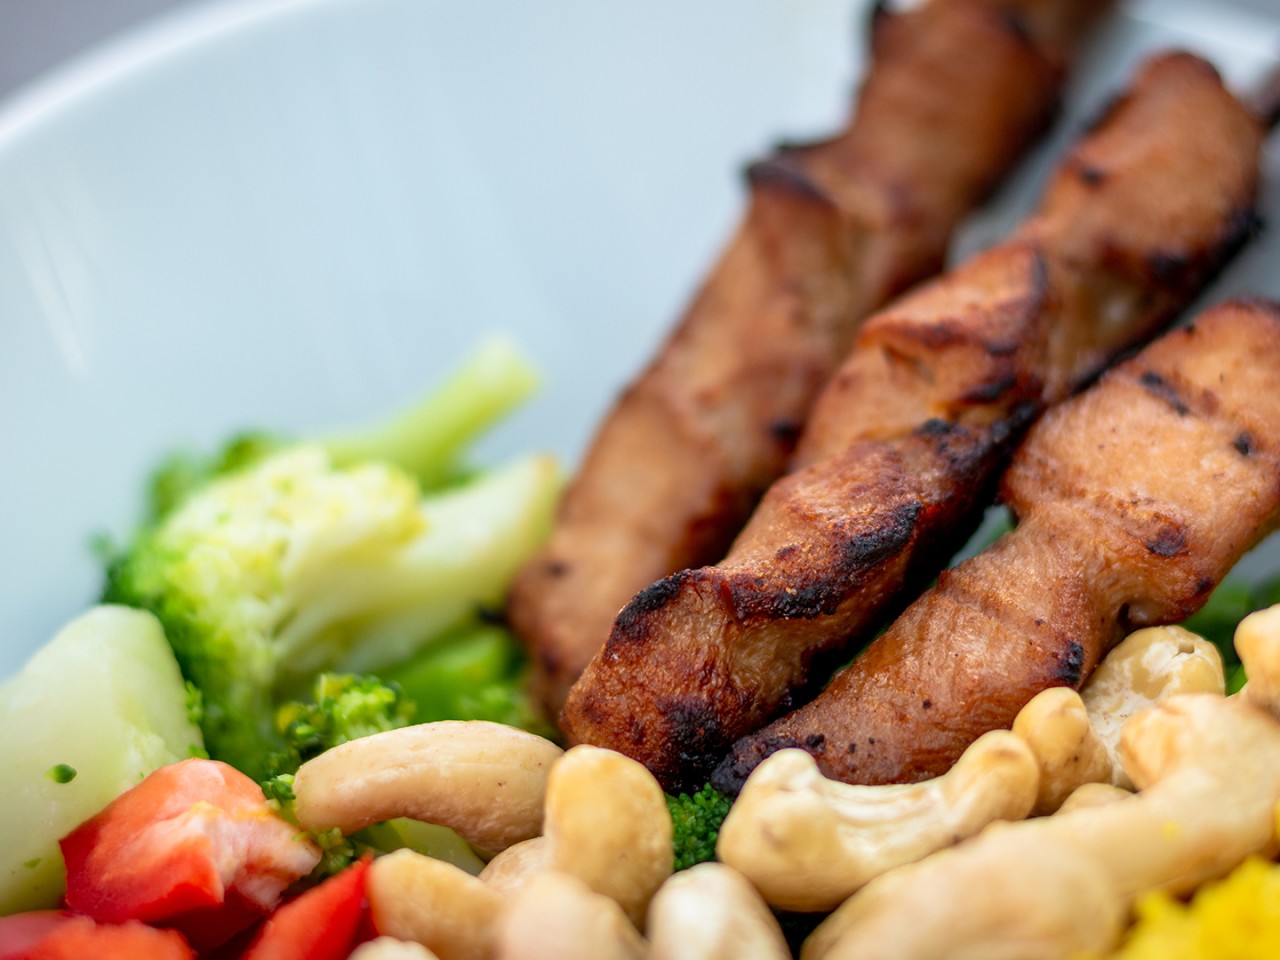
[321,337,540,490]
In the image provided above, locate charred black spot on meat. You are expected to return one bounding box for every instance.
[917,418,956,437]
[544,560,569,577]
[1057,641,1086,687]
[1138,370,1190,415]
[729,502,921,622]
[775,544,799,561]
[770,419,803,445]
[611,571,689,642]
[746,156,833,208]
[1147,250,1190,285]
[711,733,807,796]
[806,733,827,749]
[1145,523,1187,558]
[922,699,933,709]
[1077,162,1106,186]
[963,373,1019,403]
[997,9,1033,47]
[1234,432,1255,456]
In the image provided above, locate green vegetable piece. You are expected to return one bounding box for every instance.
[667,783,733,873]
[322,336,540,490]
[381,622,551,736]
[269,673,415,777]
[360,819,486,875]
[103,340,560,781]
[0,606,204,914]
[44,764,77,784]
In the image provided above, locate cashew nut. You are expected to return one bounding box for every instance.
[350,939,442,960]
[540,745,673,928]
[479,837,551,894]
[494,870,645,960]
[717,730,1038,912]
[292,721,563,855]
[1012,687,1111,815]
[1013,625,1223,812]
[802,687,1280,959]
[1082,625,1223,788]
[367,849,505,960]
[647,862,791,960]
[1236,604,1280,717]
[1056,781,1131,814]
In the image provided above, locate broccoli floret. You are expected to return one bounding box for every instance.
[381,622,555,740]
[267,673,415,777]
[667,783,733,872]
[103,339,560,780]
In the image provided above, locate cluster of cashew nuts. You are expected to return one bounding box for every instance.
[290,606,1280,959]
[291,720,789,959]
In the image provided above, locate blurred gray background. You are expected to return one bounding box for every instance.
[0,0,1276,102]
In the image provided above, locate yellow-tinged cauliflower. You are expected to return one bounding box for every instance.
[104,340,560,781]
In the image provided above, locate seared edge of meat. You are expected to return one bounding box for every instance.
[563,51,1261,791]
[508,0,1101,717]
[716,298,1280,791]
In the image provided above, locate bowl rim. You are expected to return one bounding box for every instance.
[0,0,326,148]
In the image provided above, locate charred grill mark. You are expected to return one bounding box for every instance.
[1057,641,1086,687]
[1145,523,1188,558]
[770,419,803,446]
[746,155,834,208]
[611,572,690,642]
[726,501,923,622]
[1138,370,1190,415]
[711,733,808,796]
[1147,250,1191,285]
[998,10,1034,48]
[917,418,956,437]
[1077,162,1106,186]
[962,373,1019,403]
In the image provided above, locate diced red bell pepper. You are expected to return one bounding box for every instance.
[241,856,371,960]
[0,910,193,960]
[59,758,320,951]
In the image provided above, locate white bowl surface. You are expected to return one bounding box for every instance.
[2,0,1279,676]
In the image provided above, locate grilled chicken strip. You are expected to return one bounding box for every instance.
[509,0,1108,716]
[563,52,1262,791]
[718,298,1280,790]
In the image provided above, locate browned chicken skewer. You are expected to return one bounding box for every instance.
[564,52,1263,791]
[509,0,1109,716]
[718,297,1280,790]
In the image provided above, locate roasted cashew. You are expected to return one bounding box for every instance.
[350,938,442,960]
[541,745,673,927]
[1082,625,1223,788]
[1012,687,1111,815]
[1056,781,1131,814]
[1236,604,1280,717]
[1013,625,1222,812]
[367,849,505,960]
[479,837,551,894]
[803,686,1280,959]
[494,870,646,960]
[292,721,563,855]
[717,730,1038,912]
[647,862,791,960]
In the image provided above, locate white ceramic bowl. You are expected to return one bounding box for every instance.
[2,0,1279,676]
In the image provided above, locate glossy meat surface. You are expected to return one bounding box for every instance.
[719,299,1280,788]
[508,0,1099,716]
[563,52,1262,790]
